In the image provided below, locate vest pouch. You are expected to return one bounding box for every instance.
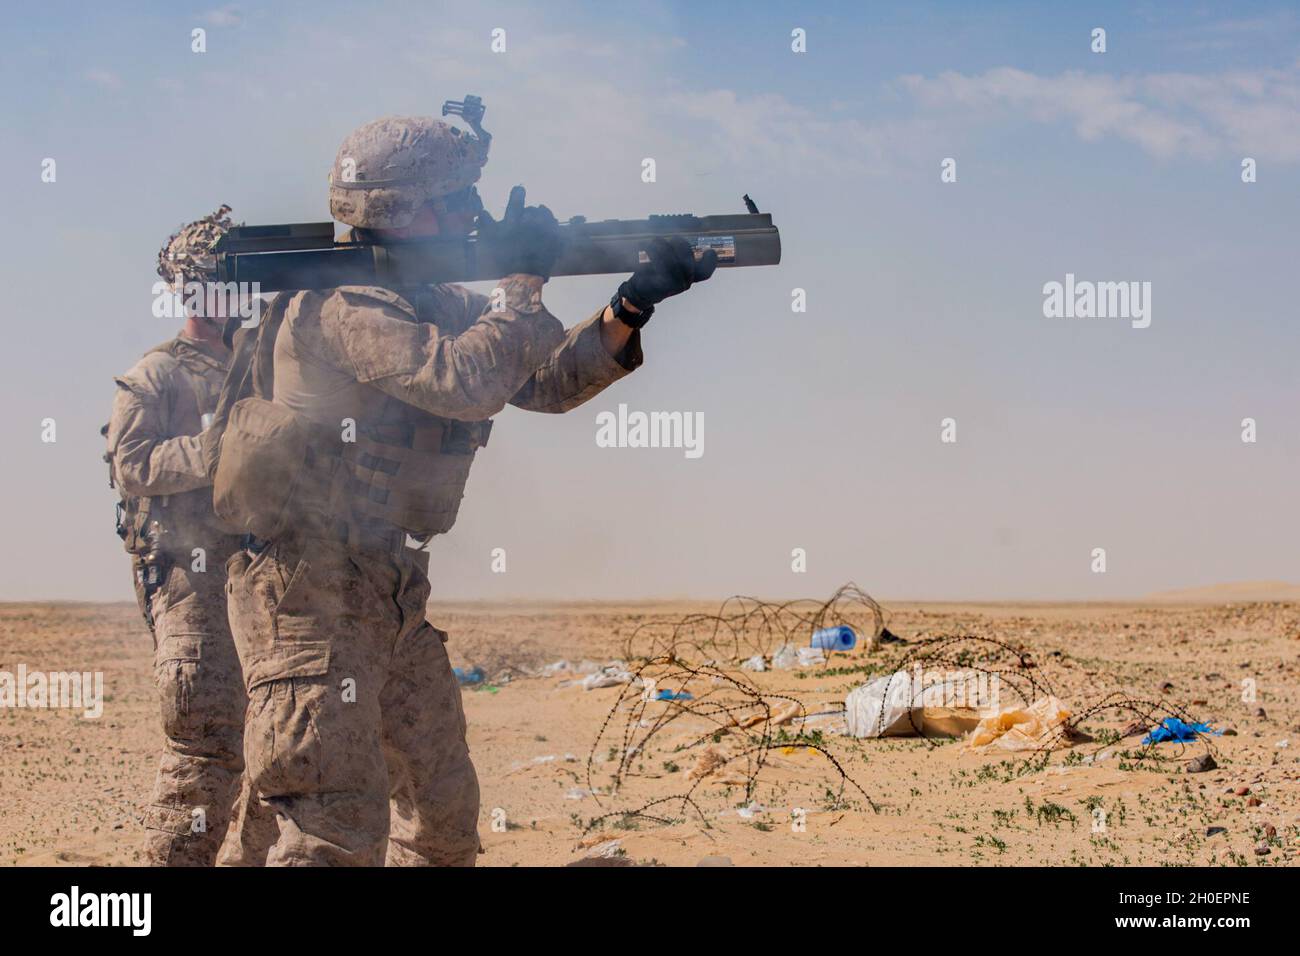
[345,440,475,536]
[213,396,314,539]
[119,497,151,555]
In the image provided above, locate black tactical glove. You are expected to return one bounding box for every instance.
[475,185,561,280]
[618,236,718,313]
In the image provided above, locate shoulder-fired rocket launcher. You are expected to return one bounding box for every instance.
[214,196,780,292]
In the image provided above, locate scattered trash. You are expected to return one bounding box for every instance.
[797,646,827,667]
[582,662,637,690]
[878,627,902,644]
[771,643,800,670]
[453,666,486,686]
[588,611,1268,845]
[969,697,1072,752]
[687,744,749,786]
[654,689,694,702]
[844,669,990,739]
[732,699,802,730]
[845,672,913,737]
[736,802,767,819]
[623,581,887,661]
[811,625,856,652]
[771,643,828,669]
[584,839,623,859]
[1205,826,1227,837]
[565,788,592,800]
[1142,717,1219,745]
[696,855,734,867]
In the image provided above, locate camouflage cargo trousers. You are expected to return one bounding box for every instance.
[225,535,481,866]
[142,552,249,866]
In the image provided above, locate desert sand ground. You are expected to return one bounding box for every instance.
[1,596,1297,867]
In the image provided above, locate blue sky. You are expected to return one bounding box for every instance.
[1,1,1297,601]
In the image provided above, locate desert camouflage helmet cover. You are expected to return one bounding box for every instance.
[328,116,489,229]
[157,204,234,287]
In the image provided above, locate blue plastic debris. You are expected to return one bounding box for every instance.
[453,666,486,686]
[655,689,694,702]
[1142,717,1220,744]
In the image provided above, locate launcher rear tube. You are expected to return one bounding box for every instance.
[217,215,781,292]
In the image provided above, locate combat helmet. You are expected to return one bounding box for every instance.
[328,96,491,229]
[157,204,234,287]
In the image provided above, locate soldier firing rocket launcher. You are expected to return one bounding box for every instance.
[214,198,781,292]
[216,93,779,291]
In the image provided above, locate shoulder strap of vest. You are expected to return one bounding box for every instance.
[204,296,289,478]
[251,299,285,400]
[166,338,225,419]
[170,335,228,372]
[146,337,182,358]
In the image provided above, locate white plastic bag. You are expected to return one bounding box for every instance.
[771,643,826,670]
[771,644,800,670]
[581,661,636,690]
[844,669,989,738]
[796,646,826,667]
[968,696,1071,751]
[844,671,917,737]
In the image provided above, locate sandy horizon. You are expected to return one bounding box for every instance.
[15,578,1300,612]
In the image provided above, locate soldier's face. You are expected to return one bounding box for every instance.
[391,202,443,239]
[389,190,480,240]
[185,289,227,320]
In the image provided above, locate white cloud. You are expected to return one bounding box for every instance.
[203,5,242,27]
[666,89,894,176]
[899,64,1300,162]
[85,69,122,90]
